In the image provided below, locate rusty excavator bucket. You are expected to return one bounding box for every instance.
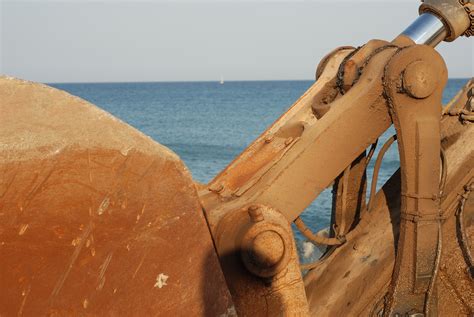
[1,0,473,316]
[0,77,234,315]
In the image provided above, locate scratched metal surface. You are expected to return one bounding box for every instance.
[0,76,235,316]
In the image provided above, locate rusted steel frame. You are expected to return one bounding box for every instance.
[318,43,395,241]
[303,80,474,315]
[326,43,399,240]
[319,43,393,241]
[201,45,398,233]
[197,47,355,317]
[383,45,448,315]
[200,48,354,212]
[254,46,397,222]
[199,45,399,316]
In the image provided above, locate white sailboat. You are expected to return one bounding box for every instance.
[220,75,224,85]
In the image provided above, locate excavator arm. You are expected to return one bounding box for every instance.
[199,1,474,315]
[0,1,472,316]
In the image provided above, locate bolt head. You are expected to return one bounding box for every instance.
[403,61,438,99]
[240,219,292,278]
[248,205,264,222]
[209,183,224,193]
[250,231,285,268]
[264,135,274,143]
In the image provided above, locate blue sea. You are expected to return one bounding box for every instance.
[51,79,469,262]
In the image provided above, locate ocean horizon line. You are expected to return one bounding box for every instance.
[48,77,472,85]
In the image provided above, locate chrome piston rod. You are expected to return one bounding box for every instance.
[399,13,447,47]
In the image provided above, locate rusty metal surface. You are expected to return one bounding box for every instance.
[383,45,448,314]
[0,2,472,316]
[199,44,397,316]
[214,205,309,316]
[201,43,396,228]
[0,77,234,316]
[199,28,470,313]
[201,39,471,314]
[303,79,474,316]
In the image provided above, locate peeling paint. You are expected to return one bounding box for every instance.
[83,299,89,309]
[154,273,168,289]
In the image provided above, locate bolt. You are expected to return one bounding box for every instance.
[285,137,294,146]
[402,61,438,99]
[248,205,264,222]
[250,231,285,268]
[264,135,274,143]
[233,188,242,197]
[209,183,224,193]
